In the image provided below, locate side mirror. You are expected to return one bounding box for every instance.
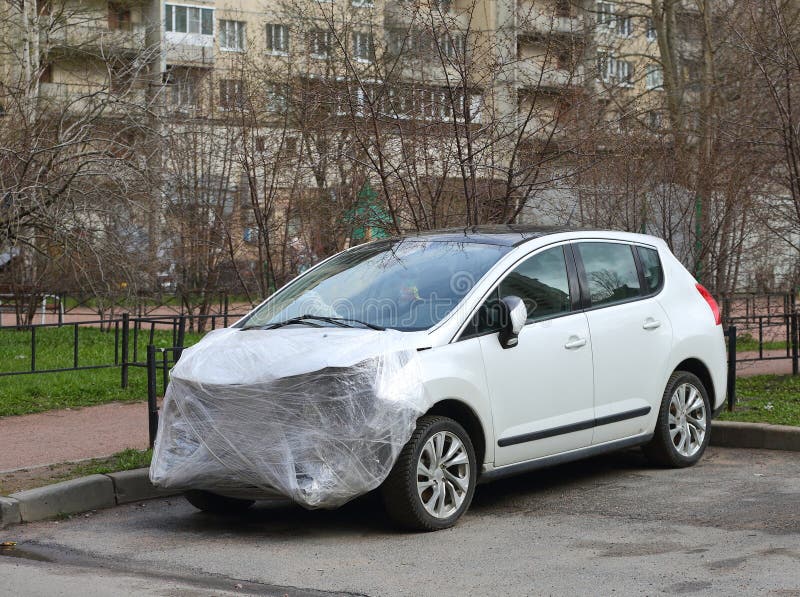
[497,295,527,349]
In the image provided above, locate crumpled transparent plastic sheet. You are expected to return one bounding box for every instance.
[149,328,428,508]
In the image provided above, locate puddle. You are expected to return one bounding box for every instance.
[0,543,52,562]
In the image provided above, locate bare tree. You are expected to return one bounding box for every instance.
[0,0,160,323]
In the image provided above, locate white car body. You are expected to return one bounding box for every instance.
[162,226,727,526]
[238,228,727,482]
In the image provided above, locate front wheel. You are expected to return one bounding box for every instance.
[643,371,711,467]
[381,415,477,531]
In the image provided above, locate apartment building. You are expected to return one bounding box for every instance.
[1,0,697,164]
[1,0,704,286]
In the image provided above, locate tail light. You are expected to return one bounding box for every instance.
[696,283,721,326]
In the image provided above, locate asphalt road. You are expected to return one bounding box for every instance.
[2,447,799,596]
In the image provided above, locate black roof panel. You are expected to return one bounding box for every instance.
[392,225,577,247]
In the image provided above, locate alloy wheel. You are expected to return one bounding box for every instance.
[416,430,471,519]
[668,382,707,458]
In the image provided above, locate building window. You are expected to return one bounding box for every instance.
[615,59,633,85]
[384,86,413,118]
[352,31,375,62]
[555,0,572,17]
[168,72,197,108]
[265,82,289,112]
[598,51,633,86]
[596,1,615,27]
[219,20,245,51]
[616,14,632,36]
[108,3,132,30]
[266,23,289,55]
[165,4,213,35]
[646,17,657,40]
[645,64,663,89]
[219,78,244,109]
[597,50,609,81]
[309,28,332,59]
[243,227,259,243]
[438,32,465,60]
[647,110,663,130]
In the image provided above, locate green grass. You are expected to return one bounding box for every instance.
[735,336,788,352]
[718,375,800,427]
[70,448,153,476]
[0,326,202,417]
[0,448,153,495]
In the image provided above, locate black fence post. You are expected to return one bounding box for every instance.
[121,312,130,389]
[147,344,159,448]
[792,313,799,376]
[30,326,36,372]
[73,323,79,369]
[176,315,186,356]
[161,349,169,396]
[727,325,737,412]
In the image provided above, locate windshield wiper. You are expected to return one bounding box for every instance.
[318,316,386,331]
[246,315,385,331]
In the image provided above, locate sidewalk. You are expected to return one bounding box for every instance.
[0,402,149,473]
[735,350,794,376]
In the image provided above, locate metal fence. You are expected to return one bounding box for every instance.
[0,313,233,388]
[0,291,253,328]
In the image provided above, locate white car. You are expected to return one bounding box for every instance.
[152,227,727,531]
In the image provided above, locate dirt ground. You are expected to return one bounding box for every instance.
[0,457,125,495]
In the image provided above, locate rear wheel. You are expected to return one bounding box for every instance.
[643,371,711,468]
[381,415,477,531]
[184,490,254,515]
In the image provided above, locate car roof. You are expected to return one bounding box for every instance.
[390,225,579,247]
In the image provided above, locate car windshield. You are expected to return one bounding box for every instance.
[240,240,511,331]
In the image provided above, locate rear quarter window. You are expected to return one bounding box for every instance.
[637,246,664,294]
[576,242,641,307]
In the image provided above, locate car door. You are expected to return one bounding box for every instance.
[465,244,595,467]
[572,241,673,444]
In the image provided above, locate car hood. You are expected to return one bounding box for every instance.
[172,326,423,386]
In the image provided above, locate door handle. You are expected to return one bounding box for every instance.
[564,337,587,349]
[643,318,662,330]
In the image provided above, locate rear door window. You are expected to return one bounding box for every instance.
[576,242,641,307]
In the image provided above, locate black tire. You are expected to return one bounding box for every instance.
[381,415,477,532]
[643,371,711,468]
[184,490,255,515]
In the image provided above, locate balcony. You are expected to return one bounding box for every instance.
[165,42,215,67]
[42,23,147,56]
[516,60,583,90]
[38,82,147,115]
[518,9,584,37]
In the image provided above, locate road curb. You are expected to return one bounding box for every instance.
[0,468,181,529]
[711,420,800,451]
[106,468,180,505]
